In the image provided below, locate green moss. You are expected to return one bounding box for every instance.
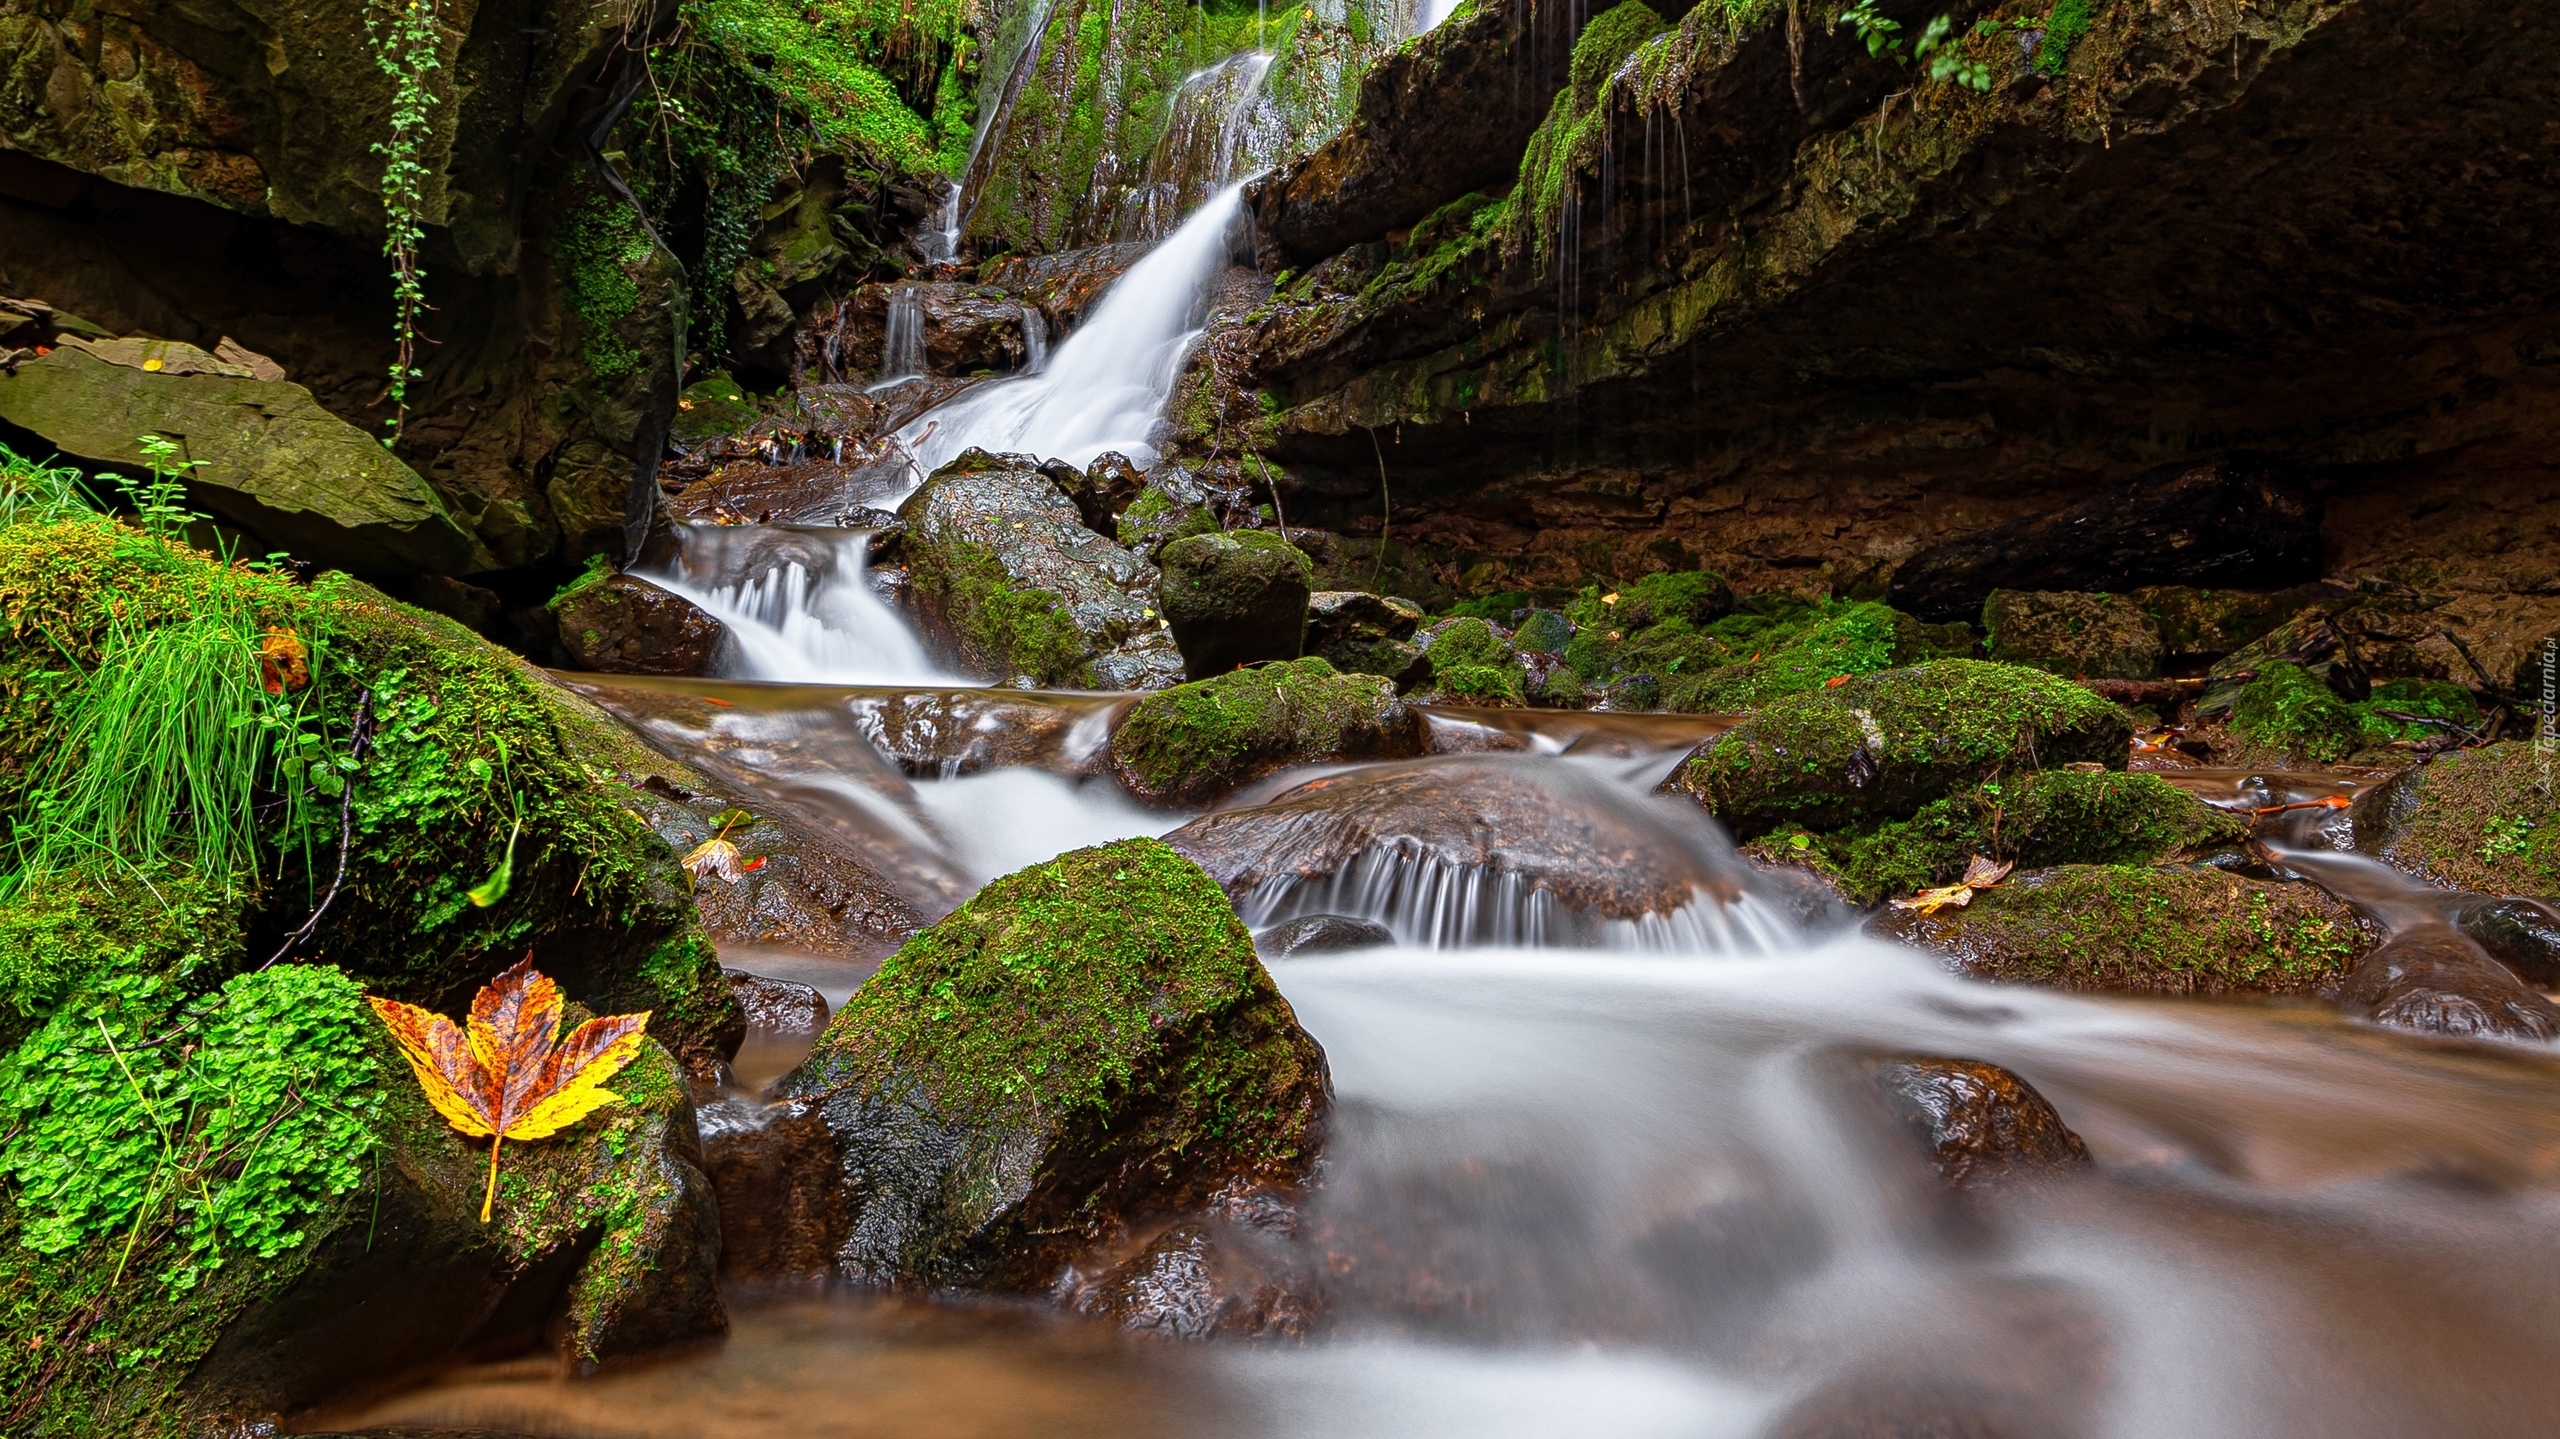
[2231,661,2364,763]
[1674,659,2134,836]
[1887,865,2366,996]
[794,838,1318,1164]
[2358,678,2482,744]
[671,372,758,444]
[2353,742,2560,897]
[1507,3,1673,260]
[2034,0,2094,76]
[676,0,976,173]
[1109,656,1404,800]
[556,195,654,382]
[1981,589,2163,680]
[913,536,1093,685]
[0,869,242,1047]
[1798,770,2247,905]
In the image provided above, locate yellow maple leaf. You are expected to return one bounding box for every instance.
[368,957,649,1223]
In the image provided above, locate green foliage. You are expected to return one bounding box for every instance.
[674,0,976,174]
[362,0,443,440]
[0,966,381,1288]
[1509,3,1672,261]
[2359,677,2482,744]
[2033,0,2093,76]
[2481,813,2535,861]
[0,871,243,1041]
[1838,0,1996,89]
[556,195,653,382]
[0,444,92,528]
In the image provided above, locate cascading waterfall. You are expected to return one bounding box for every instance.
[873,285,926,387]
[1118,51,1283,242]
[895,182,1249,475]
[645,526,962,685]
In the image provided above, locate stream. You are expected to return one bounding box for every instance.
[321,174,2560,1439]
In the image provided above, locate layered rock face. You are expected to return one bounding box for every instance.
[1235,0,2560,651]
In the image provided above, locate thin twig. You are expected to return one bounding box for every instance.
[262,689,374,969]
[1366,424,1391,593]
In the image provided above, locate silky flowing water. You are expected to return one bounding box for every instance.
[324,186,2560,1438]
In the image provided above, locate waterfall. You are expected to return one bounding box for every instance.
[1120,52,1282,243]
[1021,306,1050,371]
[917,187,964,267]
[646,526,965,685]
[874,285,926,387]
[894,182,1248,477]
[1419,0,1466,29]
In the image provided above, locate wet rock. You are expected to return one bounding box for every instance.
[799,281,1033,381]
[1873,866,2372,997]
[1667,661,2135,840]
[548,568,726,675]
[978,241,1152,332]
[1167,755,1751,940]
[1158,530,1315,678]
[1888,457,2323,623]
[0,346,492,574]
[1774,770,2249,907]
[623,788,920,962]
[2350,743,2560,898]
[1116,465,1230,561]
[896,448,1186,689]
[697,1098,847,1282]
[1256,913,1398,957]
[1108,657,1424,807]
[1054,450,1148,536]
[2134,585,2316,663]
[1305,590,1428,684]
[846,689,1091,778]
[1066,1217,1316,1340]
[1868,1056,2092,1189]
[1981,590,2165,681]
[2227,661,2371,764]
[2343,929,2560,1041]
[2459,899,2560,988]
[775,839,1329,1290]
[726,970,829,1038]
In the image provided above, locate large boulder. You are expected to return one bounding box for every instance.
[1165,754,1757,944]
[1981,590,2165,680]
[1665,661,2135,839]
[2350,743,2560,898]
[0,346,491,574]
[774,839,1328,1290]
[1158,530,1315,678]
[548,565,726,675]
[896,449,1185,689]
[1305,590,1429,685]
[1774,770,2249,907]
[1872,866,2373,997]
[1107,657,1424,807]
[1888,458,2324,624]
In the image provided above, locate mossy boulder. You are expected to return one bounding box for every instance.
[2350,743,2560,898]
[547,561,726,675]
[0,348,493,574]
[1305,590,1428,685]
[1158,530,1315,679]
[897,449,1186,690]
[1764,770,2249,906]
[1872,866,2372,996]
[1667,661,2135,839]
[1417,614,1527,704]
[2229,661,2367,763]
[0,508,741,1427]
[1561,589,1971,714]
[1116,468,1225,561]
[2133,586,2312,661]
[1109,657,1425,807]
[774,839,1328,1289]
[1982,590,2165,680]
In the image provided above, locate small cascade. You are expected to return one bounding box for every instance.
[917,183,964,267]
[646,526,964,685]
[1118,52,1283,243]
[873,285,927,387]
[895,183,1249,477]
[1021,306,1051,372]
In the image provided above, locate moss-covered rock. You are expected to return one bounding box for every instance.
[2229,661,2366,763]
[547,560,726,675]
[775,839,1328,1289]
[1982,590,2164,680]
[1416,614,1527,704]
[2350,742,2560,898]
[1305,590,1428,685]
[1872,866,2372,996]
[1764,770,2249,907]
[898,450,1186,690]
[1158,530,1315,678]
[1109,657,1424,807]
[2133,586,2312,661]
[0,507,738,1428]
[1116,468,1226,561]
[1668,661,2134,839]
[1559,589,1971,714]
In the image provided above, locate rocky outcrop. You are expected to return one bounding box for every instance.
[774,839,1329,1290]
[549,566,726,675]
[1108,656,1423,806]
[896,449,1186,689]
[1234,0,2560,616]
[1873,866,2372,996]
[2351,743,2560,898]
[0,344,490,574]
[1667,661,2134,838]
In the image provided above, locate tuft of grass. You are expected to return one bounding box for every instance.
[0,445,93,528]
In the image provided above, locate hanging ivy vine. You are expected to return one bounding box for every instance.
[364,0,442,443]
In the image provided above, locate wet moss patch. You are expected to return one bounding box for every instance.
[1109,656,1420,806]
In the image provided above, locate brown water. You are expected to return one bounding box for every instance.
[333,689,2560,1437]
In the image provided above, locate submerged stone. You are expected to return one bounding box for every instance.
[1667,660,2134,839]
[1108,656,1424,807]
[775,839,1328,1290]
[896,449,1185,689]
[1256,913,1398,958]
[1872,865,2371,997]
[1158,529,1315,678]
[1865,1055,2092,1189]
[2342,929,2560,1041]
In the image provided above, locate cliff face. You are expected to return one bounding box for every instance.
[1234,0,2560,643]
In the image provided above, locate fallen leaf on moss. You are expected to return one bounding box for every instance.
[369,957,649,1223]
[258,628,310,695]
[1892,855,2015,914]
